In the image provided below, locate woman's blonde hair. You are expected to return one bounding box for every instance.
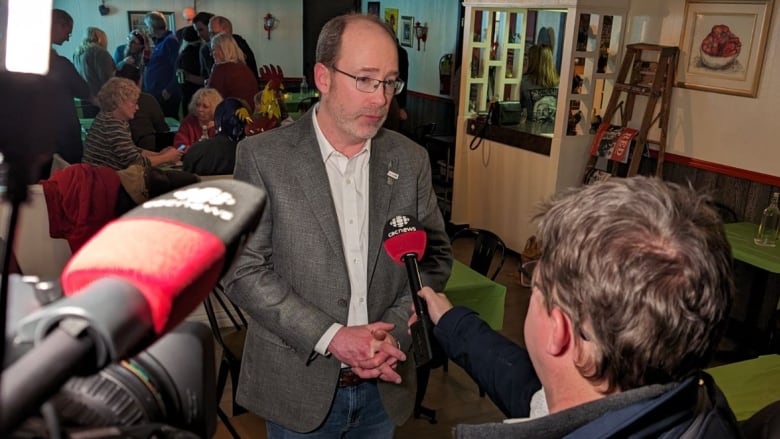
[189,87,224,115]
[210,33,245,64]
[525,45,559,88]
[97,77,140,112]
[74,27,108,57]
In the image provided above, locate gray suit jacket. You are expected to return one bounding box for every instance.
[225,109,453,432]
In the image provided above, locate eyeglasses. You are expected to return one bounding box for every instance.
[331,66,405,96]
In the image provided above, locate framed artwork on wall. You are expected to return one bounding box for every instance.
[127,11,176,33]
[367,2,380,17]
[677,0,774,97]
[401,16,414,47]
[384,8,399,36]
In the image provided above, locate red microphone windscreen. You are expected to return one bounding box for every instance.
[382,215,427,265]
[61,218,225,335]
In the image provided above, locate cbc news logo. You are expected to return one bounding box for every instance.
[143,187,236,220]
[389,215,410,228]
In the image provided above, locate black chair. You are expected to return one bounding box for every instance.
[449,228,507,396]
[414,228,507,418]
[203,284,248,439]
[451,227,507,281]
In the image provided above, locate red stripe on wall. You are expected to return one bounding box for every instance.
[659,152,780,187]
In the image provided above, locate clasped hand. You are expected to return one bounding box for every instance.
[328,322,406,384]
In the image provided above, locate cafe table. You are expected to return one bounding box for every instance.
[706,354,780,421]
[282,91,319,114]
[443,260,506,330]
[723,222,780,354]
[79,117,180,139]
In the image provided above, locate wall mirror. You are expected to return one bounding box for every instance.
[466,8,566,141]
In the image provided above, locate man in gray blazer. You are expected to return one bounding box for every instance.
[225,13,452,437]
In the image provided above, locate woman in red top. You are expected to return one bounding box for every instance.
[207,33,259,112]
[173,87,223,152]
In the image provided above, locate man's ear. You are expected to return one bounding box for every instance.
[313,62,330,93]
[547,307,572,356]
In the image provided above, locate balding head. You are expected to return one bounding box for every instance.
[182,7,196,24]
[51,9,74,45]
[209,16,233,36]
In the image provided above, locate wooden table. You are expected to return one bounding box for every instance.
[707,354,780,421]
[444,260,506,330]
[724,222,780,354]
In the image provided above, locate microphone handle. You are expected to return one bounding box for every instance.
[402,253,435,367]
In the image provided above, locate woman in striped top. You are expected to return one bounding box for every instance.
[83,77,182,170]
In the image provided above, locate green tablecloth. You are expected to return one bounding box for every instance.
[725,222,780,274]
[707,354,780,421]
[444,260,506,330]
[282,91,319,113]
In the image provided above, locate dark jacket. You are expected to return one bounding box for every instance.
[233,34,259,86]
[182,134,236,176]
[48,50,91,164]
[436,307,742,439]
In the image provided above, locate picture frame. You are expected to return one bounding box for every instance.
[677,0,774,97]
[367,2,380,17]
[384,8,399,37]
[127,11,176,33]
[401,16,414,47]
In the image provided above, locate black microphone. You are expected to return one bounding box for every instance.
[1,179,265,434]
[382,215,436,367]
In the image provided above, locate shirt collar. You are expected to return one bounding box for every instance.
[312,105,371,162]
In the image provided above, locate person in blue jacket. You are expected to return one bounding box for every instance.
[142,11,180,120]
[415,176,742,438]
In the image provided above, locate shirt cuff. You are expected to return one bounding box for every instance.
[314,323,343,357]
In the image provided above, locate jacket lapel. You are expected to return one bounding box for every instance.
[367,138,396,285]
[291,116,344,259]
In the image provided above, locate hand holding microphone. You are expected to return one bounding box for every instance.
[411,286,454,326]
[382,215,438,367]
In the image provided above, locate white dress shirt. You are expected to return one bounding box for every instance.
[311,109,371,356]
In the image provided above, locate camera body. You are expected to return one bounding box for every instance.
[4,275,217,438]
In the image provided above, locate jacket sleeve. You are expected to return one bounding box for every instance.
[435,306,542,418]
[417,145,452,291]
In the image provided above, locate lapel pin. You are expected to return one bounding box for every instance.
[386,170,399,185]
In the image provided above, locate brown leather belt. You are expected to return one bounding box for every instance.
[338,368,366,387]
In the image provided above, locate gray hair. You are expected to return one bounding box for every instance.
[533,176,733,392]
[97,77,140,112]
[315,13,395,67]
[144,11,167,32]
[189,87,224,116]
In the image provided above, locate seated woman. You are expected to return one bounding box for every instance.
[83,77,182,170]
[115,64,170,151]
[173,87,223,152]
[183,98,252,175]
[207,33,259,112]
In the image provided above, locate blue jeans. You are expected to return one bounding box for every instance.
[266,381,395,439]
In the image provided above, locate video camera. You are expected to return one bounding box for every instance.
[3,274,217,438]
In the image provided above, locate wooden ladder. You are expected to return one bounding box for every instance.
[584,43,679,180]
